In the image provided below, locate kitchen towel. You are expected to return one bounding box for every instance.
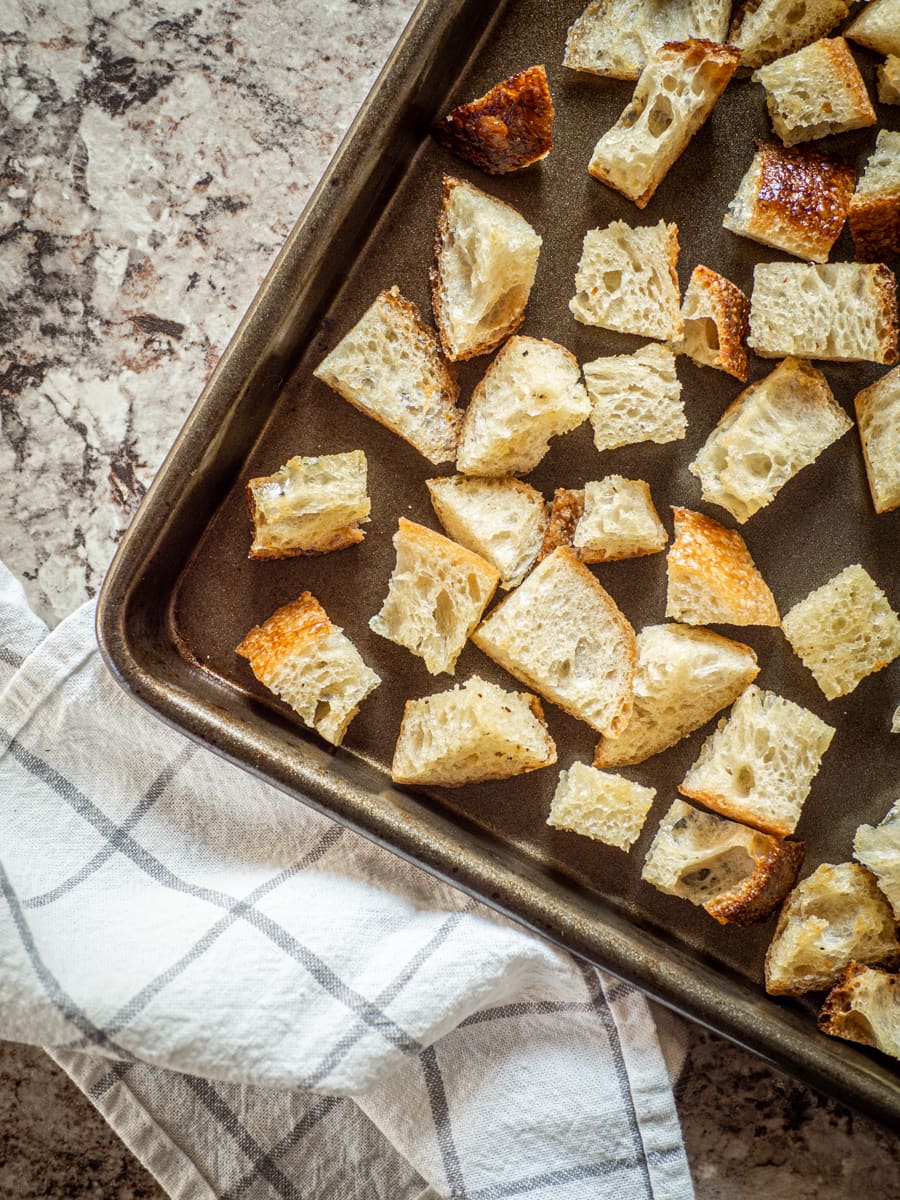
[0,560,694,1200]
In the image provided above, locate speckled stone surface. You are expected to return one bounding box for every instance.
[2,1,900,1197]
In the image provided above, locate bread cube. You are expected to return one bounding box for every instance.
[765,863,900,995]
[781,564,900,699]
[854,365,900,514]
[846,0,900,57]
[390,676,556,786]
[313,287,460,465]
[849,130,900,264]
[538,478,666,564]
[855,799,900,921]
[689,357,852,524]
[472,547,637,736]
[753,38,876,146]
[573,476,667,562]
[665,507,780,627]
[673,264,750,380]
[564,0,731,79]
[434,66,553,175]
[589,39,739,209]
[236,593,380,746]
[730,0,850,68]
[455,336,590,477]
[679,684,835,837]
[594,623,759,768]
[585,343,686,450]
[642,799,804,926]
[426,475,548,590]
[570,221,682,341]
[877,56,900,104]
[548,762,655,851]
[820,964,900,1059]
[748,261,899,364]
[894,704,900,734]
[431,176,542,360]
[369,518,500,675]
[246,451,370,559]
[723,142,856,264]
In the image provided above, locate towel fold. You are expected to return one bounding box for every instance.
[0,561,694,1200]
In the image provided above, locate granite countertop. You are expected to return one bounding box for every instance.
[2,1,899,1196]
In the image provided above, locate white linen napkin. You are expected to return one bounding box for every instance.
[0,561,694,1200]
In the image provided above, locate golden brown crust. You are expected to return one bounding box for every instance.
[688,264,751,380]
[705,838,805,925]
[872,263,900,365]
[667,507,781,626]
[825,37,878,124]
[431,175,533,361]
[537,488,584,563]
[236,593,332,685]
[850,193,900,264]
[818,962,898,1044]
[748,141,855,261]
[434,66,554,176]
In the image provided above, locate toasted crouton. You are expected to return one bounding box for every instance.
[585,344,686,450]
[369,518,499,675]
[679,684,835,837]
[753,38,876,146]
[878,56,900,104]
[539,480,666,565]
[589,39,739,209]
[434,66,554,175]
[665,507,780,627]
[426,475,548,589]
[594,624,759,768]
[313,287,460,465]
[849,130,900,264]
[642,799,805,926]
[855,799,900,920]
[573,477,668,562]
[729,0,850,68]
[846,0,900,57]
[236,593,380,746]
[246,451,370,559]
[723,142,856,264]
[894,704,900,734]
[472,547,637,736]
[781,564,900,699]
[564,0,732,79]
[431,176,542,361]
[570,221,682,340]
[854,365,900,514]
[390,676,556,786]
[820,963,900,1058]
[765,863,900,995]
[689,357,853,523]
[674,265,750,380]
[540,480,667,564]
[748,262,899,364]
[548,762,655,851]
[455,336,590,476]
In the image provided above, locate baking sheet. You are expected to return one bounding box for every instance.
[98,0,900,1127]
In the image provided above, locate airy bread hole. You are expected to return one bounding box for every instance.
[733,764,756,796]
[603,270,623,292]
[434,589,456,637]
[647,95,674,137]
[680,845,754,899]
